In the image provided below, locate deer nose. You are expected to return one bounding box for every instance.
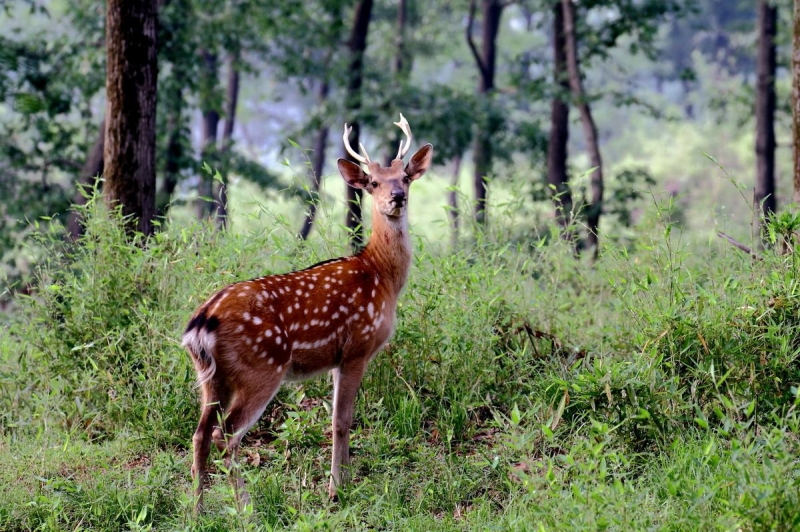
[391,190,406,204]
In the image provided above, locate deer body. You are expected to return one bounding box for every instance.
[183,116,432,510]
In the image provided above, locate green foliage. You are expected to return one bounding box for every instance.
[1,196,799,529]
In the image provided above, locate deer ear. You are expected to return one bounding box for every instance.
[405,144,433,181]
[338,159,369,189]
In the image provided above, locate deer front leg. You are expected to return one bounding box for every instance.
[329,363,367,499]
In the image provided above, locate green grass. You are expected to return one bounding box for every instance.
[1,189,799,530]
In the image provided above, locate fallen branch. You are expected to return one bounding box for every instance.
[716,231,762,261]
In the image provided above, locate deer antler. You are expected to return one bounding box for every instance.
[393,113,412,160]
[343,124,372,170]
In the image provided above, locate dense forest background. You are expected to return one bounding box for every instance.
[0,0,795,290]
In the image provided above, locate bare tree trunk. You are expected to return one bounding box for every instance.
[67,120,105,241]
[755,0,777,234]
[561,0,603,257]
[384,0,412,167]
[299,80,330,241]
[215,52,239,229]
[104,0,158,237]
[547,2,573,239]
[467,0,504,227]
[156,104,182,218]
[794,0,800,205]
[196,50,219,221]
[449,154,462,248]
[344,0,374,251]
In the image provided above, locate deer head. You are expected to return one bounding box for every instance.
[339,114,433,220]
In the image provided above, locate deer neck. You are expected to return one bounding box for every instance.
[360,205,412,294]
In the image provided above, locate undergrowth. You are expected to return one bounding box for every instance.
[0,196,798,530]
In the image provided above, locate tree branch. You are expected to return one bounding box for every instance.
[716,231,763,261]
[466,0,488,81]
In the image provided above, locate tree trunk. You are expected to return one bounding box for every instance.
[384,0,412,167]
[344,0,374,251]
[67,120,105,241]
[156,103,182,218]
[104,0,158,237]
[794,0,800,204]
[449,154,462,248]
[467,0,504,227]
[561,0,603,257]
[547,2,573,238]
[196,50,219,221]
[755,0,777,232]
[299,80,330,241]
[215,52,239,229]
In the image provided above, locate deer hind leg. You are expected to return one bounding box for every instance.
[192,382,229,513]
[329,362,367,500]
[217,370,285,510]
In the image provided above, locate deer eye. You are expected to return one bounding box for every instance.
[371,181,379,188]
[403,175,411,184]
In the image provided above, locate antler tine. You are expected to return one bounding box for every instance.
[343,124,372,169]
[393,113,413,160]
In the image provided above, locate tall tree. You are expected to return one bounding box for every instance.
[794,0,800,204]
[343,0,374,250]
[755,0,777,232]
[466,0,505,226]
[214,52,240,229]
[104,0,158,236]
[67,121,105,241]
[196,50,220,221]
[561,0,603,256]
[547,1,572,239]
[299,79,330,241]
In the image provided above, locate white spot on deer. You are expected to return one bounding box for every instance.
[332,312,340,320]
[261,291,270,299]
[374,276,379,285]
[243,312,251,321]
[295,289,302,296]
[313,307,319,314]
[273,326,281,334]
[245,338,252,346]
[300,281,305,286]
[252,345,258,353]
[294,302,300,309]
[381,301,386,310]
[265,329,273,338]
[324,276,331,282]
[290,323,299,331]
[235,324,244,333]
[277,365,282,372]
[304,292,310,298]
[276,337,282,345]
[368,303,374,317]
[357,287,362,293]
[310,319,319,326]
[309,283,315,289]
[303,324,310,331]
[371,289,376,297]
[339,305,349,314]
[322,305,328,313]
[252,316,263,325]
[362,325,372,334]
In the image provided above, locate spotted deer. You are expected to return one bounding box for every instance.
[182,114,433,510]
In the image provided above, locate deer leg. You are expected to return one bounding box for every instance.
[219,372,284,510]
[329,362,367,499]
[192,384,226,514]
